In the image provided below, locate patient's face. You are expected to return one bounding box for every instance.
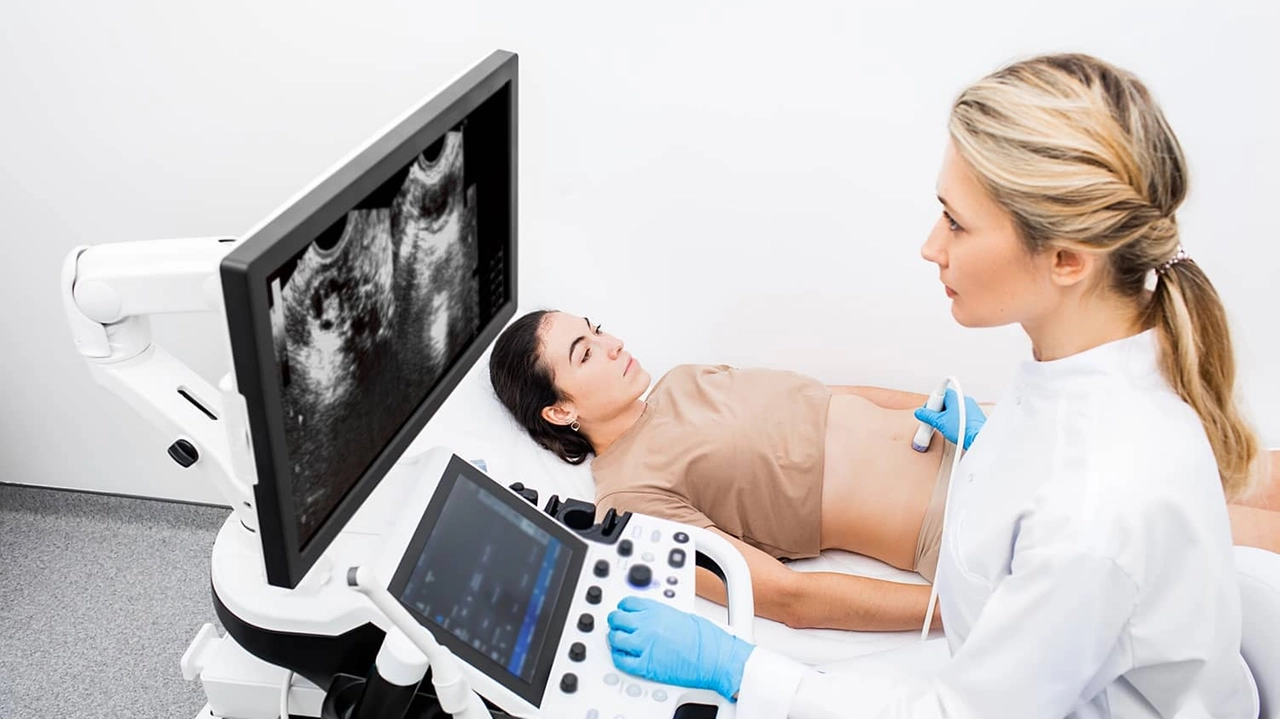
[920,140,1057,328]
[538,312,650,426]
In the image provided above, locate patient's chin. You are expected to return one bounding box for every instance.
[633,368,652,391]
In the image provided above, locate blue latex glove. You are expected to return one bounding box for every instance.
[914,387,986,450]
[607,596,754,702]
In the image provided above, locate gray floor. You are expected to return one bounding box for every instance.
[0,484,227,719]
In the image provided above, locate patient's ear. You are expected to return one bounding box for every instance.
[541,404,576,427]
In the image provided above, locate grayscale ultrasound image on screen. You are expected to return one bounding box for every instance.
[267,126,490,547]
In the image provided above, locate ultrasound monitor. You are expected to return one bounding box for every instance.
[390,455,587,706]
[221,50,518,588]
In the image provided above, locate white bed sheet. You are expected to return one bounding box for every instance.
[394,360,943,667]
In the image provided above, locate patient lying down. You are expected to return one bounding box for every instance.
[489,310,1280,633]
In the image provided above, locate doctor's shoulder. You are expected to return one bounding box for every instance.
[1051,396,1222,534]
[1030,390,1216,516]
[1121,384,1218,476]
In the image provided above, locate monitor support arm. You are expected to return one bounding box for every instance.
[60,238,260,531]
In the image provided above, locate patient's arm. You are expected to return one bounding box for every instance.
[827,385,931,410]
[1234,449,1280,511]
[694,526,941,632]
[1226,449,1280,553]
[831,384,997,414]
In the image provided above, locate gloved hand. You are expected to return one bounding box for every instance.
[607,596,755,702]
[914,387,986,450]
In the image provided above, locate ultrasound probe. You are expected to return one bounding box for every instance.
[911,379,950,452]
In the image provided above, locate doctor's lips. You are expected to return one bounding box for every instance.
[945,285,957,298]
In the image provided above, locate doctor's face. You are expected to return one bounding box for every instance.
[921,141,1058,328]
[538,312,650,427]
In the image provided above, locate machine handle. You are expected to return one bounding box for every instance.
[686,527,755,643]
[347,566,495,719]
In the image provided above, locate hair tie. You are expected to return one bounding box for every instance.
[1156,245,1189,276]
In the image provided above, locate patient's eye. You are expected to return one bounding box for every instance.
[582,323,602,363]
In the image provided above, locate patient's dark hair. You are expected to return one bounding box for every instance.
[489,310,594,465]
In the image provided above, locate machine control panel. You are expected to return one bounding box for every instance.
[539,512,701,719]
[383,454,731,719]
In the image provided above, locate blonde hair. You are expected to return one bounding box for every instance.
[949,53,1260,498]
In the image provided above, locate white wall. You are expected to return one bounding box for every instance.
[2,0,1276,504]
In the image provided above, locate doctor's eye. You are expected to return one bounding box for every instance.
[943,211,961,233]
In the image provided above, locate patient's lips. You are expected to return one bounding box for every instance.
[623,356,635,376]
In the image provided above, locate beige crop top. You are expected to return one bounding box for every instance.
[591,364,832,560]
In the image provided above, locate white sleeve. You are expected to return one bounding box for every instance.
[735,546,1138,719]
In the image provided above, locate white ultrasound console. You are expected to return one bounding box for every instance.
[355,448,756,719]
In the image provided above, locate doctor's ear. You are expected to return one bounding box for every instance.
[1046,247,1097,288]
[541,404,577,428]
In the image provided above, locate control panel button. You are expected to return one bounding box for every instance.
[578,613,595,632]
[668,548,686,568]
[587,710,600,719]
[653,689,669,702]
[617,539,633,557]
[603,673,620,686]
[627,564,653,588]
[666,576,678,585]
[651,530,662,543]
[593,560,610,578]
[663,589,676,599]
[561,673,578,693]
[673,532,689,544]
[586,586,603,604]
[641,552,655,563]
[569,642,586,662]
[626,684,643,698]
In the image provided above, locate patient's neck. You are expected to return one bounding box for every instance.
[589,400,647,457]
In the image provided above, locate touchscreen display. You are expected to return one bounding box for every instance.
[398,471,575,684]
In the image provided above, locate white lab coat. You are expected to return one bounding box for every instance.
[737,330,1259,719]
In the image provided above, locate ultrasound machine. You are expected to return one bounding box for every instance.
[59,50,755,719]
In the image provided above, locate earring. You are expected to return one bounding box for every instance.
[570,421,580,432]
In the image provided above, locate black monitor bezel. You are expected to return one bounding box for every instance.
[220,50,518,588]
[390,454,587,708]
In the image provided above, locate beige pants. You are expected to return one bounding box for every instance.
[913,439,956,583]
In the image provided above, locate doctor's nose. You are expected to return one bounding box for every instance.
[921,224,948,267]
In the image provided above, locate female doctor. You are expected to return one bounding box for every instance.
[603,53,1265,718]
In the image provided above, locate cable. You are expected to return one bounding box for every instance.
[921,375,965,642]
[279,669,294,719]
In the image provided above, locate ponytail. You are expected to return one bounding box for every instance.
[1144,260,1261,499]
